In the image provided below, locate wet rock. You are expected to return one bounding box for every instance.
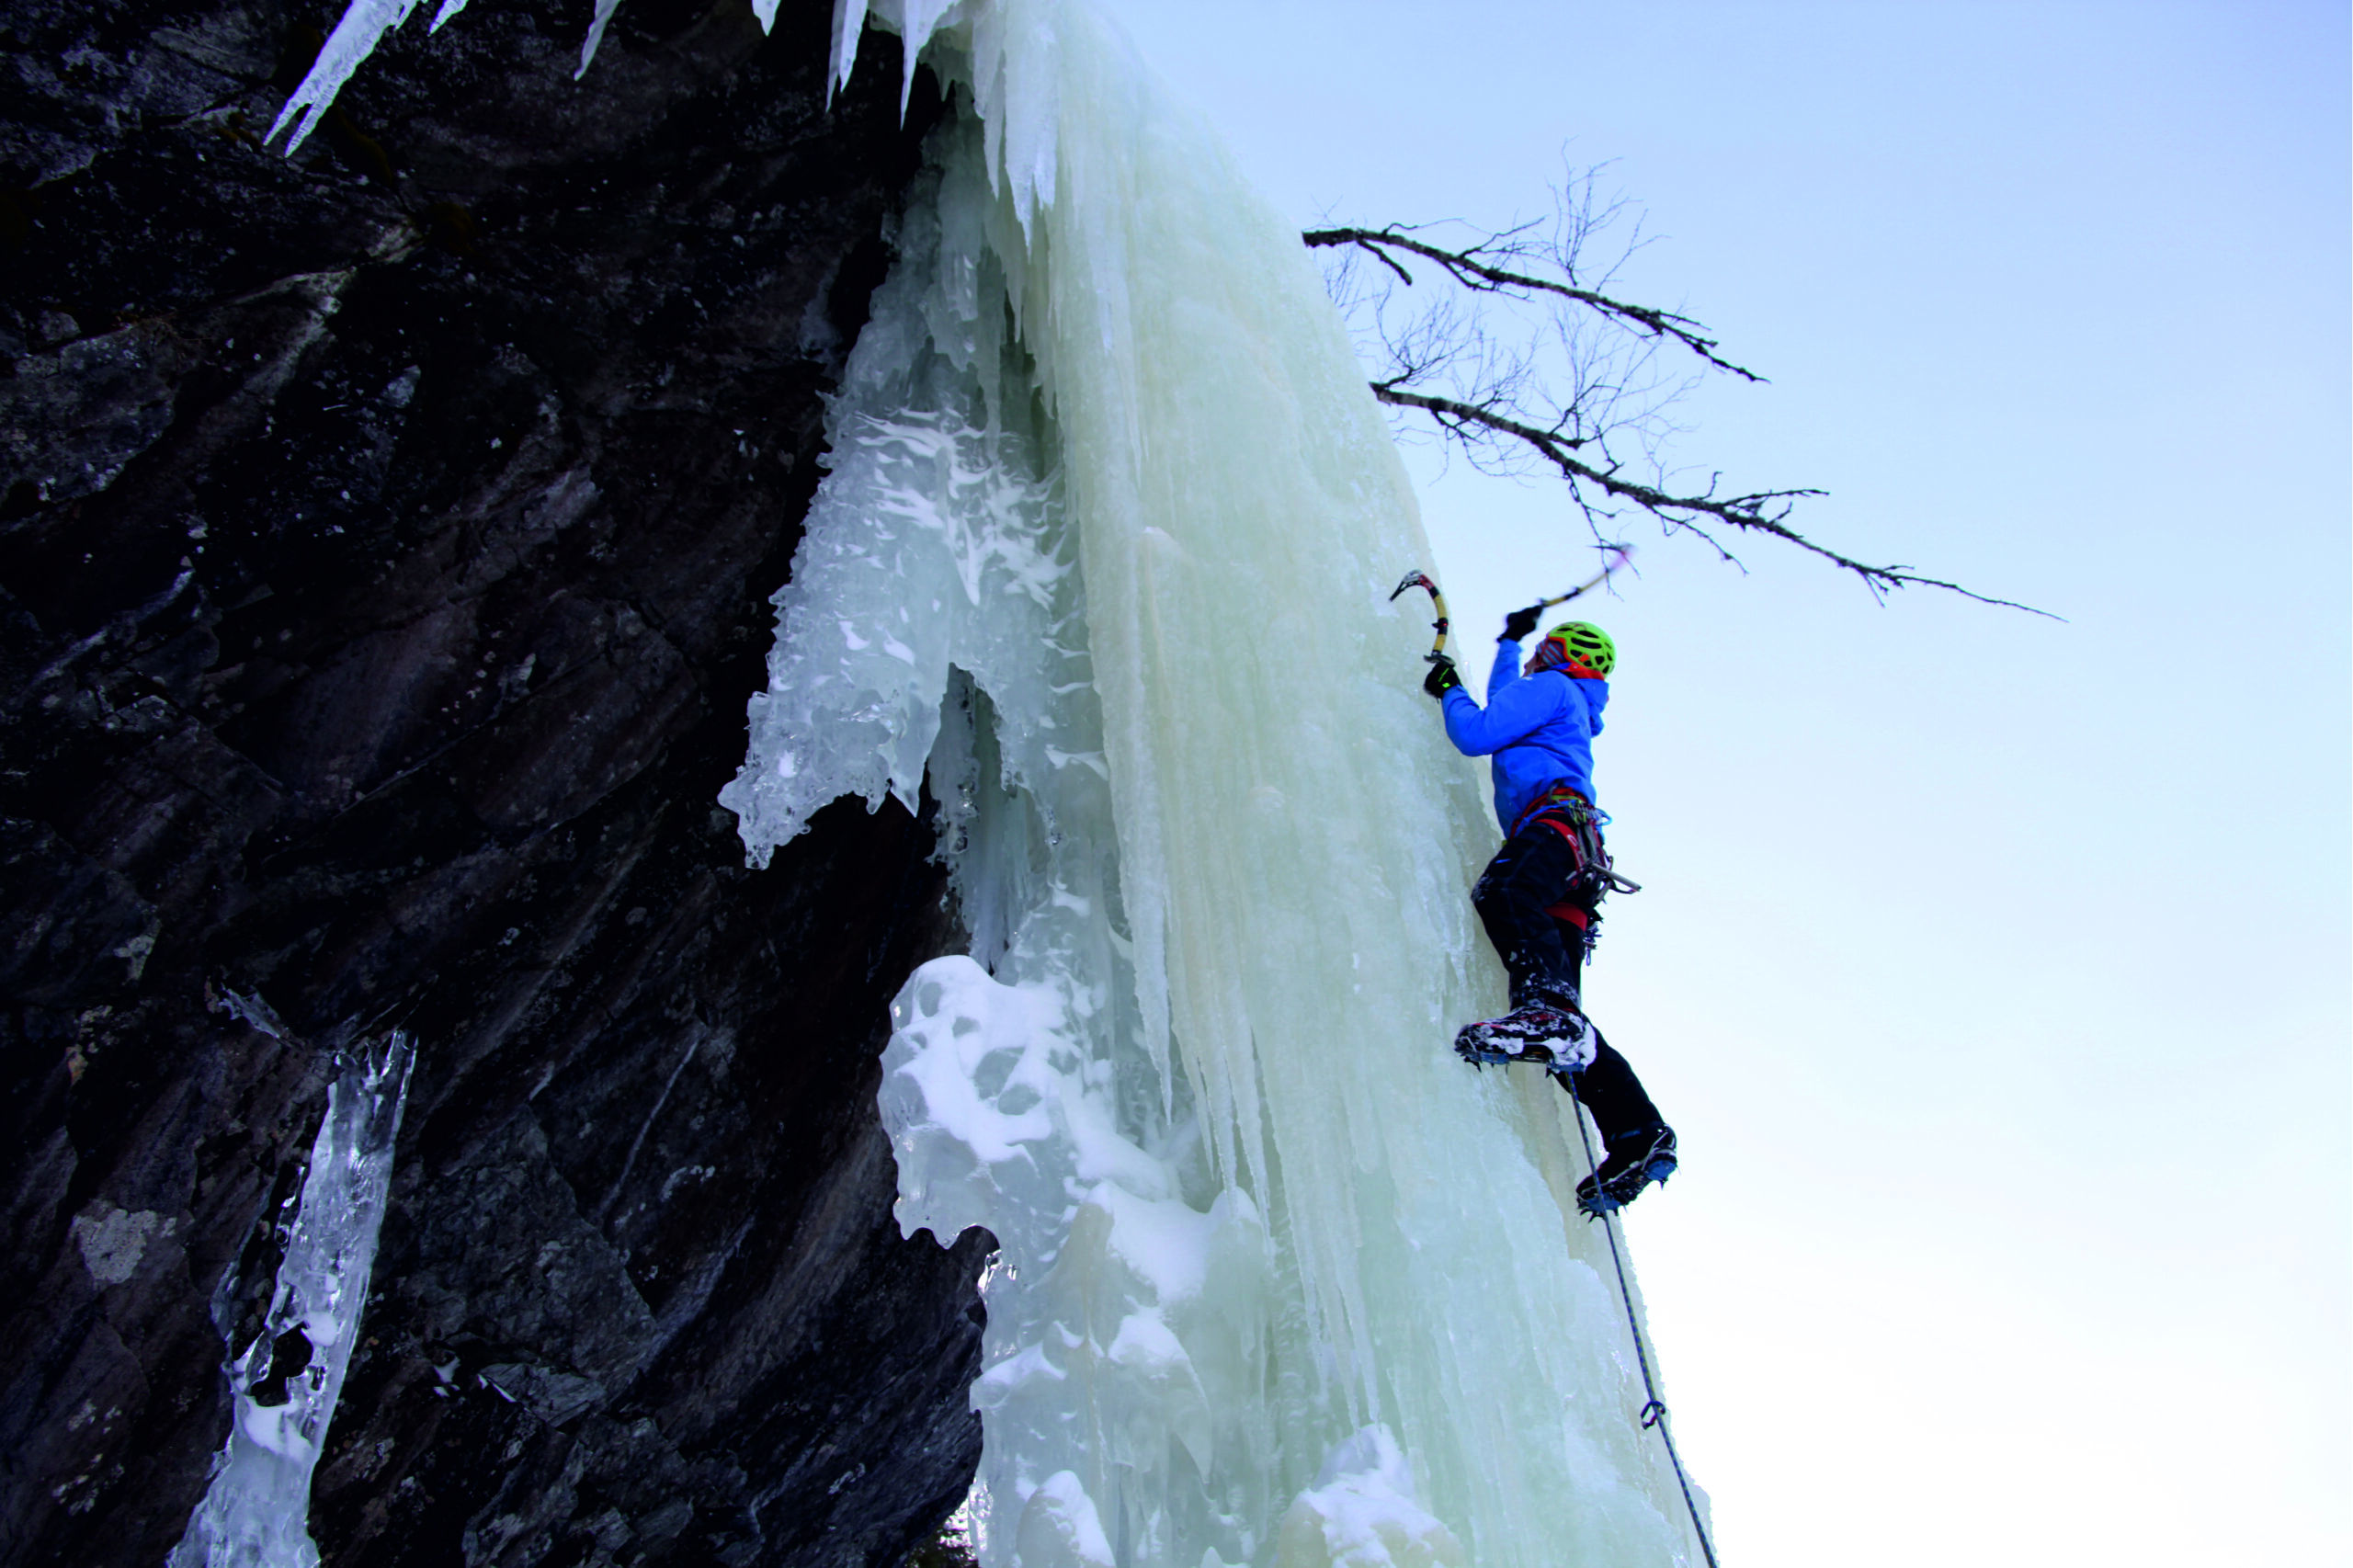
[0,2,989,1564]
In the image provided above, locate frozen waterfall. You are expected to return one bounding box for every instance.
[724,3,1711,1565]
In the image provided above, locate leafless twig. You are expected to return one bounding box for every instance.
[1309,164,2052,615]
[1306,224,1760,381]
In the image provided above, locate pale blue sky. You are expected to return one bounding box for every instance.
[1098,3,2348,1563]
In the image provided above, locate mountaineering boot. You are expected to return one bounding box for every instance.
[1453,990,1592,1071]
[1576,1124,1677,1218]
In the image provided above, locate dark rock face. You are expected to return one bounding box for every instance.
[0,3,991,1564]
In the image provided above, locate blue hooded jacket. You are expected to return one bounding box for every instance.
[1441,640,1608,834]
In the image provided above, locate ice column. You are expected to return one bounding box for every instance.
[171,1034,417,1568]
[737,4,1711,1566]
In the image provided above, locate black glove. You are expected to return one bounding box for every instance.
[1501,604,1542,642]
[1423,658,1462,699]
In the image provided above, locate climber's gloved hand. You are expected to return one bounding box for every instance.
[1501,604,1542,642]
[1423,657,1462,699]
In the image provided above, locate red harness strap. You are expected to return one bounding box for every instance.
[1534,815,1593,925]
[1511,784,1592,837]
[1532,813,1586,846]
[1522,792,1600,927]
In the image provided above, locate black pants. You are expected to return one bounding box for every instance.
[1471,816,1589,1008]
[1471,816,1664,1142]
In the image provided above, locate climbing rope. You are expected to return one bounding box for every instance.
[1563,1070,1721,1568]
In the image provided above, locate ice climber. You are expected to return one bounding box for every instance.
[1424,610,1679,1216]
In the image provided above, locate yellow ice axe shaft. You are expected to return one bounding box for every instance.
[1518,545,1633,624]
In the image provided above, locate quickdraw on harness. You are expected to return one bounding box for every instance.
[1514,786,1643,955]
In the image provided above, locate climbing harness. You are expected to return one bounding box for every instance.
[1511,788,1642,955]
[1563,1074,1721,1568]
[1390,569,1452,668]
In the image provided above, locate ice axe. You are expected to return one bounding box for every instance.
[1392,545,1632,667]
[1389,569,1452,665]
[1513,545,1634,630]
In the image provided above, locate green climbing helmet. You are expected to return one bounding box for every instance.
[1535,621,1616,678]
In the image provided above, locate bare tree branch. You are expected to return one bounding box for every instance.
[1308,163,2052,617]
[1307,224,1762,381]
[1368,380,2051,614]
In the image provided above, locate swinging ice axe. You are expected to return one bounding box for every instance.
[1518,545,1634,623]
[1392,546,1632,667]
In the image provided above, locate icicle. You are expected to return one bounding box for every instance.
[961,0,1060,237]
[878,0,971,113]
[169,1035,417,1568]
[832,1,977,118]
[827,0,868,98]
[267,0,429,152]
[575,0,626,81]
